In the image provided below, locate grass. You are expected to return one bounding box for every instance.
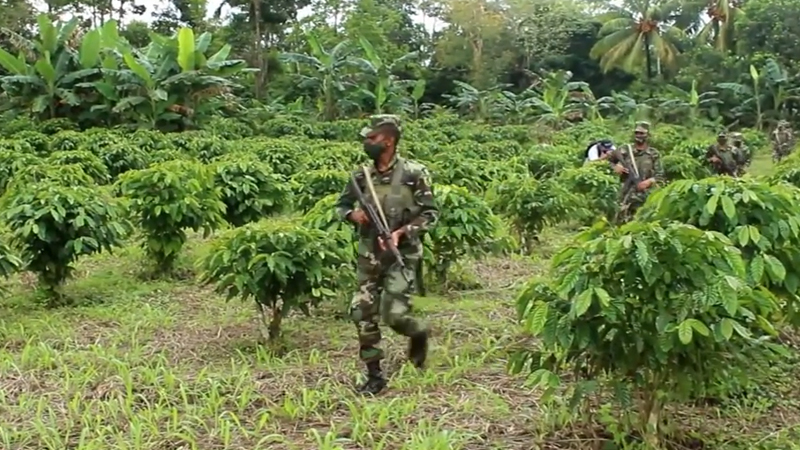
[2,149,799,450]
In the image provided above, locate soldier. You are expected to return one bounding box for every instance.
[730,132,751,175]
[705,131,738,176]
[335,114,438,395]
[772,120,795,163]
[607,121,664,223]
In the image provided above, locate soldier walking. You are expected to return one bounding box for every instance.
[335,115,438,395]
[607,121,664,223]
[706,132,739,176]
[772,120,795,163]
[730,132,751,176]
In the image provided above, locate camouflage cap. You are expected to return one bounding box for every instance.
[634,121,650,133]
[360,114,402,137]
[730,132,743,139]
[777,120,790,127]
[717,131,727,138]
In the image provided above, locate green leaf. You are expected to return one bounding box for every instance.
[764,254,786,282]
[736,226,749,246]
[79,29,101,69]
[721,195,735,219]
[593,287,611,307]
[719,318,734,340]
[687,318,710,336]
[122,53,153,86]
[705,192,720,215]
[572,289,593,317]
[677,320,693,344]
[0,48,27,74]
[177,28,196,72]
[207,44,231,66]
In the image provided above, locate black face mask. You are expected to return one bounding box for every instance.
[634,134,646,144]
[363,141,386,160]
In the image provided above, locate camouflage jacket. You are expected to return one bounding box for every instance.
[335,155,439,252]
[608,144,664,198]
[772,129,795,149]
[705,143,738,174]
[733,145,751,168]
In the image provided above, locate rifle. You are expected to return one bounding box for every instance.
[615,145,641,222]
[350,171,409,281]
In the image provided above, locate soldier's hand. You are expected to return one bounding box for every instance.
[613,163,628,175]
[379,228,404,251]
[349,209,369,225]
[636,179,653,191]
[709,156,720,163]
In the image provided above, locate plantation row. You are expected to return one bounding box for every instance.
[4,115,800,444]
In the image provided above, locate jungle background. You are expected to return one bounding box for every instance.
[0,0,797,130]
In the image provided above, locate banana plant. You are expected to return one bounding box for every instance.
[717,64,764,129]
[354,36,419,114]
[493,88,539,124]
[0,14,102,119]
[658,79,722,123]
[443,80,509,121]
[279,32,362,121]
[110,27,250,129]
[529,70,587,128]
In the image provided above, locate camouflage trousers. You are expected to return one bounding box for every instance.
[773,144,793,162]
[349,245,428,364]
[616,190,648,224]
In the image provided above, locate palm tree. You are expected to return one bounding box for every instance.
[696,0,743,52]
[589,0,685,81]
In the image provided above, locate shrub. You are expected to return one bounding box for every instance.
[47,150,110,184]
[11,131,50,155]
[522,148,576,179]
[426,184,504,284]
[290,169,349,212]
[212,155,293,226]
[99,143,150,179]
[200,219,349,341]
[49,130,87,151]
[1,182,132,301]
[7,164,94,190]
[512,221,782,446]
[488,176,580,250]
[0,151,40,194]
[119,160,225,275]
[556,164,619,222]
[638,178,800,326]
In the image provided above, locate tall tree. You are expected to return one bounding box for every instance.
[589,0,685,81]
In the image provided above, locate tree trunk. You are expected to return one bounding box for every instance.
[251,0,264,99]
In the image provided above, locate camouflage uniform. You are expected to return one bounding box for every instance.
[730,132,750,176]
[335,115,439,394]
[772,120,795,163]
[706,132,738,176]
[608,121,664,223]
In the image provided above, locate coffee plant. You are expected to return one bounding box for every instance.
[212,155,293,226]
[200,219,349,341]
[426,184,504,284]
[46,150,110,184]
[512,221,782,446]
[119,160,225,275]
[639,178,800,326]
[1,182,133,302]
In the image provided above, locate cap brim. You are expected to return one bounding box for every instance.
[634,128,647,132]
[359,126,373,137]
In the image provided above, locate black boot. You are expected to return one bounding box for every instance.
[357,361,386,395]
[408,330,429,369]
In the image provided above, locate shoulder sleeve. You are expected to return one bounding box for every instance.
[335,169,362,220]
[650,148,665,183]
[404,162,439,238]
